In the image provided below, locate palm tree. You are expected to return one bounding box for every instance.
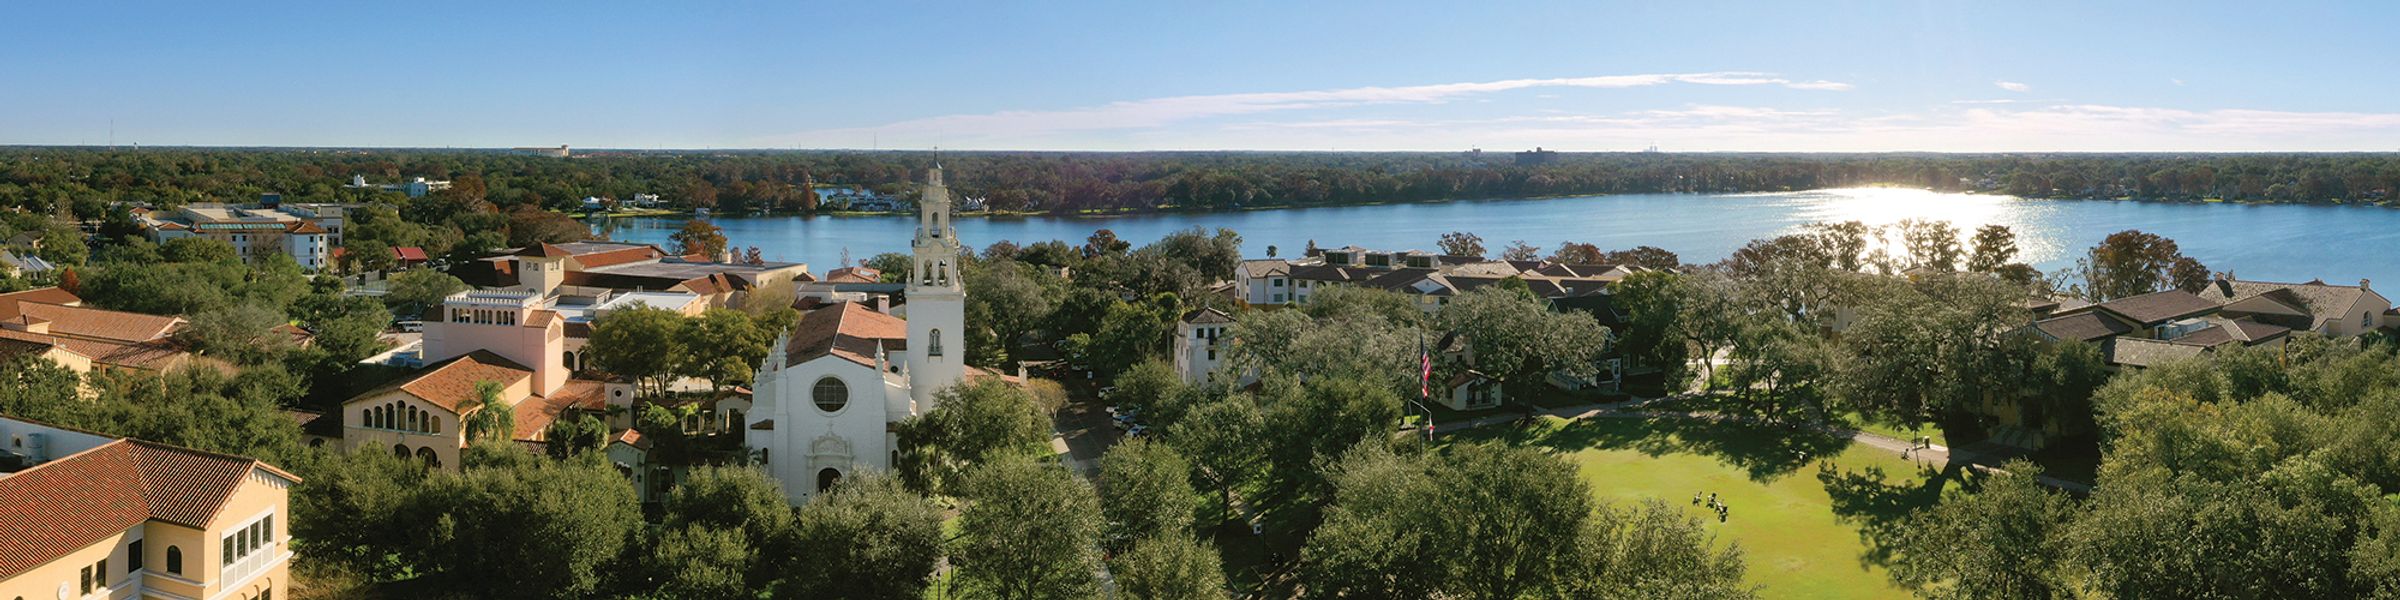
[464,380,515,443]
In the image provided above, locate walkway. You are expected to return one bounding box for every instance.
[1430,396,2094,494]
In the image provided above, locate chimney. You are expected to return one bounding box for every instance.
[2362,279,2371,290]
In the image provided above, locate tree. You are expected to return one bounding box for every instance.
[1550,241,1605,264]
[646,525,751,599]
[176,304,294,363]
[670,219,729,259]
[464,380,516,443]
[412,459,639,599]
[1605,245,1681,270]
[1098,438,1199,552]
[1438,231,1487,257]
[1260,375,1402,503]
[1303,442,1600,600]
[1967,224,2019,273]
[2075,229,2197,301]
[1166,398,1265,518]
[1897,219,1963,272]
[955,459,1104,600]
[1563,501,1755,599]
[678,309,770,390]
[1084,228,1131,257]
[291,447,433,578]
[585,305,688,398]
[658,466,795,591]
[1611,271,1696,387]
[1111,534,1228,600]
[1835,273,2028,433]
[782,474,947,600]
[1436,287,1610,392]
[384,269,467,318]
[541,415,608,459]
[1499,240,1540,261]
[897,378,1054,495]
[1889,463,2074,600]
[161,237,241,264]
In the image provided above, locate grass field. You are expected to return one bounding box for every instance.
[1459,414,1964,600]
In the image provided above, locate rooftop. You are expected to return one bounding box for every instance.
[785,301,908,368]
[0,423,298,580]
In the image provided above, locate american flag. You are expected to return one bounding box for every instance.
[1419,334,1432,400]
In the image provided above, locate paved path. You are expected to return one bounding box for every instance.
[1431,396,2094,494]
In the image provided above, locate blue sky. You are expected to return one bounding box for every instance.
[5,1,2397,151]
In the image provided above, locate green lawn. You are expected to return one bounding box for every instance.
[1459,415,1963,599]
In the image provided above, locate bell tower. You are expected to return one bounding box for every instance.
[904,165,966,407]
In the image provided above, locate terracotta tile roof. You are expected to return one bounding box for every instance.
[2094,291,2219,326]
[285,221,328,235]
[611,428,650,450]
[392,246,429,261]
[785,301,908,368]
[350,351,533,413]
[515,243,573,258]
[572,246,664,269]
[0,438,297,580]
[0,302,184,344]
[0,287,82,307]
[0,336,68,363]
[0,329,184,370]
[825,266,881,283]
[524,309,560,329]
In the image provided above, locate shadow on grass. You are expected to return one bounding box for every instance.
[1480,414,1855,482]
[1815,461,1970,572]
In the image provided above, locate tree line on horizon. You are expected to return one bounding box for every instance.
[4,148,2398,219]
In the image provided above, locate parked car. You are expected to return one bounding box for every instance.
[397,320,424,332]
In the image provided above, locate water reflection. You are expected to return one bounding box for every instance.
[602,189,2399,288]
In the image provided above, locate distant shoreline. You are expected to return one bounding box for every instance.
[582,187,2397,226]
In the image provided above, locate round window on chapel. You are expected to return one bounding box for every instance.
[812,377,848,413]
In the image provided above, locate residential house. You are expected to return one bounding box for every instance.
[0,416,299,600]
[2195,275,2390,337]
[1171,308,1233,383]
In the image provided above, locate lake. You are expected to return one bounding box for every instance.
[597,188,2400,288]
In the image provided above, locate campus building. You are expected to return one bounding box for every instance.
[747,166,998,504]
[134,204,332,270]
[0,416,298,600]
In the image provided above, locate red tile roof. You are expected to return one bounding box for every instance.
[0,301,184,344]
[571,246,663,269]
[350,351,534,413]
[0,287,82,307]
[392,246,429,261]
[785,302,908,368]
[515,243,573,258]
[0,438,298,580]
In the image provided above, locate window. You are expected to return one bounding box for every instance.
[1271,278,1286,287]
[927,329,944,357]
[393,444,408,459]
[811,377,848,413]
[81,563,93,594]
[127,539,143,572]
[1271,294,1286,303]
[817,467,842,492]
[166,546,182,574]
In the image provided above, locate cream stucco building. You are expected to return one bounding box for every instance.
[0,417,298,600]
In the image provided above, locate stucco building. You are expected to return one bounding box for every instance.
[747,166,973,504]
[0,416,299,600]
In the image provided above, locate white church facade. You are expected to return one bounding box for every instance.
[746,166,971,504]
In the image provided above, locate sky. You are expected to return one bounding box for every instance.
[5,1,2398,152]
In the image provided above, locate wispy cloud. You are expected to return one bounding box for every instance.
[768,72,1849,146]
[1994,80,2032,93]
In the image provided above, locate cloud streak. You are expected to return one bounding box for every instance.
[1995,80,2032,92]
[769,72,1849,146]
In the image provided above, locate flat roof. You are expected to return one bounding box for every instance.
[583,258,804,280]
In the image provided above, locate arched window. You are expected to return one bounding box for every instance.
[812,377,848,413]
[393,444,408,459]
[415,447,439,468]
[563,351,577,371]
[927,329,943,357]
[165,546,182,574]
[816,467,842,492]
